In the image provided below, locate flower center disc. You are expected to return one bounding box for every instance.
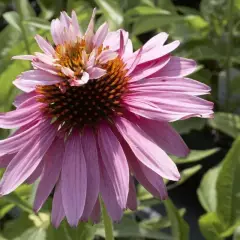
[37,57,129,130]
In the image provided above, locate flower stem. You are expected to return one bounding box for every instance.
[101,200,114,240]
[67,0,74,15]
[225,0,234,110]
[15,0,31,55]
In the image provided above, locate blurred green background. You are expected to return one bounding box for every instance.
[0,0,240,239]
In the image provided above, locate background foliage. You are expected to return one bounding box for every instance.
[0,0,239,239]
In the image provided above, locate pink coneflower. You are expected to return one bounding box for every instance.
[0,10,213,227]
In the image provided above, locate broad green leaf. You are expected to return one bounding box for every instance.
[126,6,170,16]
[172,118,206,135]
[17,0,36,19]
[167,165,202,190]
[208,112,240,138]
[172,148,219,164]
[156,0,177,13]
[3,11,21,32]
[216,137,240,227]
[132,15,183,35]
[184,15,209,29]
[164,199,189,240]
[197,165,221,212]
[199,212,225,240]
[95,0,123,29]
[24,17,50,30]
[96,216,173,239]
[14,227,46,240]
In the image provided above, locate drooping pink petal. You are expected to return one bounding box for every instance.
[135,117,189,157]
[34,137,65,212]
[0,120,42,156]
[0,101,42,129]
[123,142,167,199]
[127,176,137,211]
[35,35,55,56]
[81,128,100,221]
[100,159,123,221]
[97,50,118,64]
[61,132,87,226]
[25,160,44,184]
[0,122,56,195]
[88,67,106,79]
[0,154,15,168]
[14,92,36,107]
[14,70,62,92]
[98,124,129,209]
[51,181,65,228]
[149,57,197,78]
[90,199,101,224]
[129,77,211,96]
[115,117,180,181]
[129,55,170,82]
[93,22,109,48]
[12,55,35,61]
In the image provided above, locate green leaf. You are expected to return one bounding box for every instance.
[167,165,202,190]
[132,15,183,35]
[126,6,170,16]
[216,136,240,227]
[199,212,225,240]
[234,226,240,240]
[172,118,206,135]
[96,216,173,239]
[3,11,21,32]
[197,165,221,212]
[24,17,50,30]
[95,0,123,29]
[17,0,36,19]
[164,199,189,240]
[208,112,240,138]
[172,148,219,164]
[14,227,46,240]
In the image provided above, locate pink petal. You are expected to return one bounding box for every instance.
[70,72,89,86]
[35,35,55,56]
[61,132,87,226]
[51,181,65,228]
[129,77,211,96]
[136,117,189,157]
[127,176,137,211]
[0,122,56,195]
[71,11,82,36]
[103,29,129,52]
[90,199,101,223]
[12,55,35,61]
[35,52,54,65]
[61,67,74,77]
[32,61,59,75]
[0,101,42,129]
[88,67,106,79]
[115,117,180,181]
[93,22,109,48]
[98,124,129,209]
[149,57,197,78]
[25,160,44,184]
[60,11,71,28]
[34,137,64,212]
[118,30,124,56]
[97,50,118,64]
[0,154,15,168]
[100,159,123,221]
[51,19,63,45]
[85,8,96,51]
[123,142,167,199]
[0,120,42,156]
[123,39,133,59]
[128,92,214,121]
[14,70,62,92]
[129,55,170,82]
[14,92,36,107]
[81,128,100,220]
[126,47,142,76]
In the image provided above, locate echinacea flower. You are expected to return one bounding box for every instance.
[0,10,213,227]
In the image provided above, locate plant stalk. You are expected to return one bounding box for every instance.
[101,200,114,240]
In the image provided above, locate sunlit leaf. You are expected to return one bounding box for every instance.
[172,149,219,164]
[208,112,240,138]
[216,136,240,227]
[164,199,189,240]
[197,165,221,212]
[3,12,21,32]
